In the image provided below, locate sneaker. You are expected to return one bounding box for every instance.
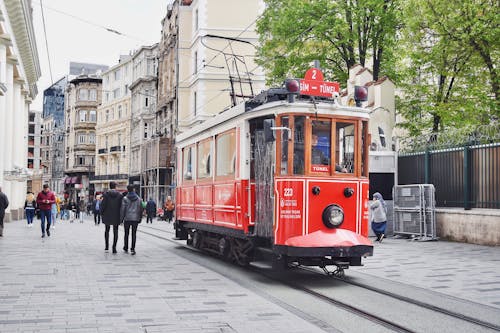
[41,234,45,238]
[131,250,136,255]
[379,234,384,243]
[105,248,109,252]
[123,247,128,253]
[47,229,50,237]
[112,248,117,254]
[52,225,55,229]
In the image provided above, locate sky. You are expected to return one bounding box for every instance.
[31,0,170,111]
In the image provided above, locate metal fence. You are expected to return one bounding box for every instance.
[398,143,500,209]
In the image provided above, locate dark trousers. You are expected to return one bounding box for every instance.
[40,209,52,234]
[0,212,4,236]
[104,224,119,250]
[94,213,101,225]
[123,221,139,250]
[146,213,154,223]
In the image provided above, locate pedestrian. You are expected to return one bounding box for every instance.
[24,191,36,228]
[50,198,58,229]
[120,184,143,255]
[370,192,387,242]
[78,199,86,223]
[145,197,156,223]
[100,182,123,254]
[93,195,102,225]
[36,184,56,238]
[164,195,175,223]
[68,200,76,223]
[0,186,9,237]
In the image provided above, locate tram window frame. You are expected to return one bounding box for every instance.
[309,119,332,175]
[215,129,237,180]
[182,145,195,181]
[292,116,306,175]
[335,120,357,175]
[279,116,289,175]
[197,138,213,180]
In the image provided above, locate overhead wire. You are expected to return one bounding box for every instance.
[39,0,53,85]
[32,0,146,42]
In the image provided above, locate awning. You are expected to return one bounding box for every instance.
[64,177,71,184]
[72,176,80,184]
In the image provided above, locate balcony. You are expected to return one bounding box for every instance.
[98,148,107,154]
[74,121,95,130]
[109,145,122,153]
[90,173,128,181]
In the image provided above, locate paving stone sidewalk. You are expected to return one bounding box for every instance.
[352,236,500,309]
[0,218,325,333]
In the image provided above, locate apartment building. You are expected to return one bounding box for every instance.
[64,75,102,202]
[94,55,133,193]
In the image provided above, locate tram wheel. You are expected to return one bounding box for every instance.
[192,231,203,249]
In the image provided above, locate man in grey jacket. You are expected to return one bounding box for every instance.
[120,185,143,255]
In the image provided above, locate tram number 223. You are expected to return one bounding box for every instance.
[283,188,294,197]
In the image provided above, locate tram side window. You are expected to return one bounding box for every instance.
[293,116,305,175]
[280,117,289,175]
[216,131,236,177]
[183,146,194,180]
[336,122,355,173]
[197,139,212,179]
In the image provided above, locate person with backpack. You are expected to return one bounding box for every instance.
[24,192,36,228]
[120,185,143,255]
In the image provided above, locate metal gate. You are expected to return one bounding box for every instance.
[393,184,437,241]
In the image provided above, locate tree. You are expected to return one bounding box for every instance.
[256,0,400,86]
[397,0,499,136]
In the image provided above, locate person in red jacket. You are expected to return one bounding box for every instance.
[36,184,56,238]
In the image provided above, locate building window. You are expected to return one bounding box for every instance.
[89,110,96,122]
[194,51,198,74]
[78,89,88,100]
[79,110,87,122]
[193,91,197,117]
[77,156,85,165]
[195,8,199,31]
[145,90,149,107]
[78,133,86,144]
[105,110,109,122]
[144,123,148,139]
[114,69,120,81]
[89,89,97,101]
[118,105,122,118]
[113,88,120,99]
[89,133,96,144]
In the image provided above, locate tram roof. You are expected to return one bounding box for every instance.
[176,90,370,145]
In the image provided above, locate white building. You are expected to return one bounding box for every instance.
[0,0,41,221]
[94,55,133,193]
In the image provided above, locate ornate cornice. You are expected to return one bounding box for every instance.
[4,0,41,98]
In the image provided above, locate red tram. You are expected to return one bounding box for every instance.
[175,69,373,275]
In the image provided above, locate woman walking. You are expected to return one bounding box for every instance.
[370,192,387,242]
[24,192,36,227]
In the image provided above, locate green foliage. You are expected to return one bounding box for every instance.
[256,0,400,86]
[396,0,499,135]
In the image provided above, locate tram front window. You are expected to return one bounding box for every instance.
[311,120,331,172]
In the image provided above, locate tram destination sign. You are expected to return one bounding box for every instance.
[299,68,340,98]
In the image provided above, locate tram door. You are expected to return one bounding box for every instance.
[251,120,275,239]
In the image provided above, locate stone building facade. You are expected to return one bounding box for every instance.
[0,0,41,221]
[64,75,102,203]
[94,55,133,193]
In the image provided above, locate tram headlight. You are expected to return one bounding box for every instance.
[322,205,344,228]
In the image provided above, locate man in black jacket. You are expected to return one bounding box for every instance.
[120,185,143,255]
[145,198,156,223]
[0,186,9,237]
[100,182,123,254]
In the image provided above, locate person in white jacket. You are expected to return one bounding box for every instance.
[370,192,387,242]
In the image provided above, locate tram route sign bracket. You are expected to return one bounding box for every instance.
[299,68,340,98]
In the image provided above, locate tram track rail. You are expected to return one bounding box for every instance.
[138,224,500,333]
